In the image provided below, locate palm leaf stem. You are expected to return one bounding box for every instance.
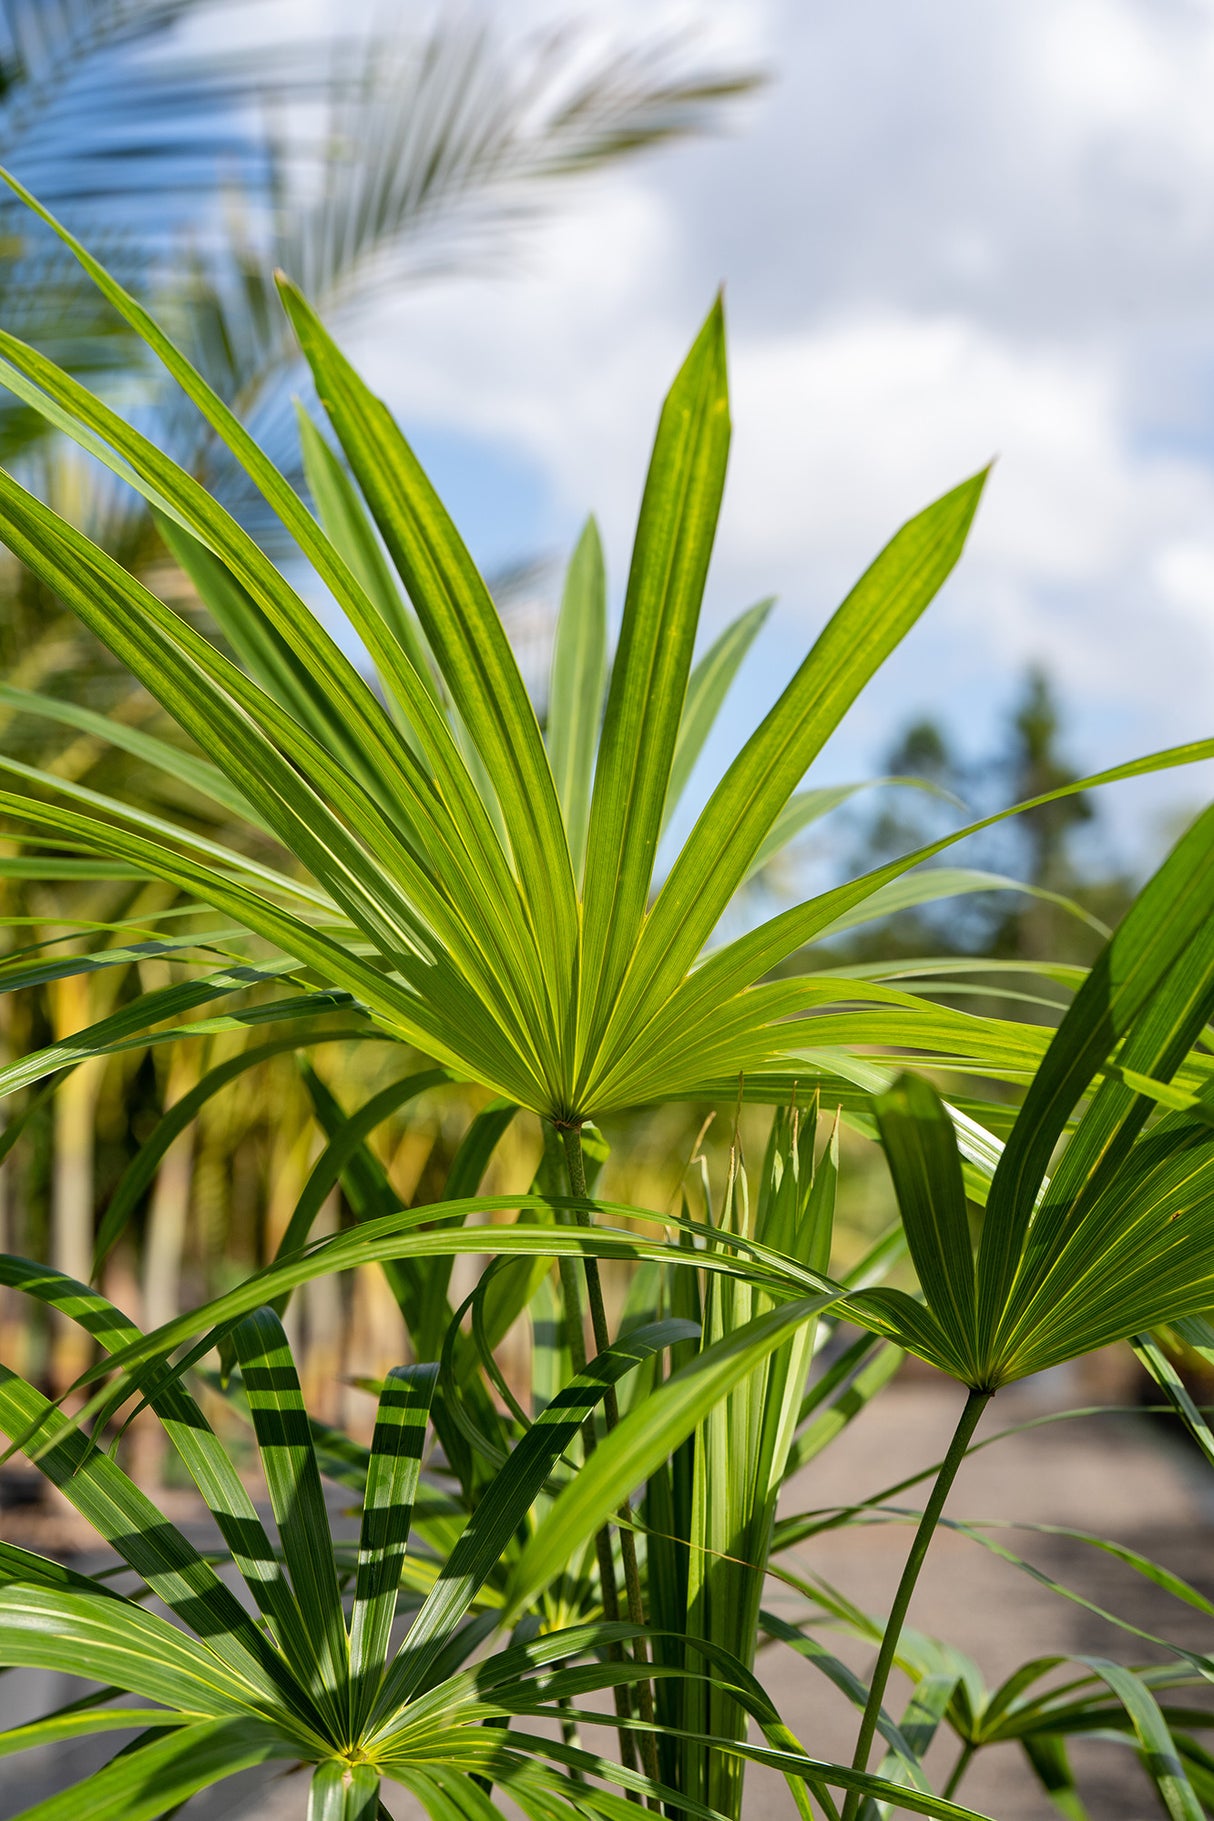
[840,1386,990,1821]
[941,1743,975,1802]
[561,1122,660,1797]
[546,1129,637,1778]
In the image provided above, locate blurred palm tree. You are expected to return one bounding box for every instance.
[0,0,756,1407]
[1,0,755,524]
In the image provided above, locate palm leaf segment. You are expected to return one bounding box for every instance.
[855,801,1214,1389]
[0,176,1209,1125]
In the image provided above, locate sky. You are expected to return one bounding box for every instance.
[327,0,1214,868]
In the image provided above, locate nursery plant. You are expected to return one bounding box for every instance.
[0,170,1212,1819]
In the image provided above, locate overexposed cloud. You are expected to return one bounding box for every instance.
[723,312,1214,702]
[338,0,1212,843]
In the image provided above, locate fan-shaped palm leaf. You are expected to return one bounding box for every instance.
[4,178,1206,1143]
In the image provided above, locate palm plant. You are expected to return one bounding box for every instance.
[0,1,751,465]
[804,800,1214,1817]
[0,1223,986,1818]
[1,177,1214,1820]
[25,800,1205,1821]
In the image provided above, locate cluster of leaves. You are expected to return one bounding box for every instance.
[0,169,1211,1821]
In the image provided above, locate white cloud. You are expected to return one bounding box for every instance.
[337,0,1213,848]
[723,310,1214,690]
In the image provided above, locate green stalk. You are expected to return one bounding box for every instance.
[551,1146,639,1779]
[561,1122,662,1801]
[942,1742,975,1801]
[840,1386,990,1821]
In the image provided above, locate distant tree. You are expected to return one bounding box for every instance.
[985,667,1100,960]
[832,668,1129,970]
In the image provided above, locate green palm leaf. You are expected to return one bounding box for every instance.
[576,297,730,1073]
[309,1759,382,1821]
[2,174,1210,1133]
[592,470,986,1088]
[977,800,1214,1340]
[349,1364,439,1733]
[874,1075,978,1378]
[548,516,609,882]
[3,1717,290,1821]
[277,275,578,1055]
[231,1309,350,1720]
[0,1258,324,1715]
[372,1318,696,1717]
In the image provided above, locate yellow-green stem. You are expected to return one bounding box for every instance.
[840,1386,990,1821]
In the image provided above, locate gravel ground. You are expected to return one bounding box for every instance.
[4,1375,1211,1820]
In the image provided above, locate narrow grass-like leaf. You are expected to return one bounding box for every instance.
[761,1611,933,1794]
[744,776,959,883]
[624,743,1213,1104]
[1076,1659,1203,1821]
[0,471,551,1068]
[506,1296,832,1622]
[0,958,315,1101]
[371,1320,696,1717]
[0,322,428,825]
[475,1725,994,1820]
[296,403,442,712]
[1133,1333,1214,1472]
[989,1124,1214,1381]
[783,1339,905,1478]
[0,791,544,1103]
[548,516,608,883]
[278,276,577,1039]
[1010,909,1214,1295]
[444,1102,520,1200]
[815,867,1106,943]
[977,801,1214,1343]
[2,1717,289,1821]
[0,222,548,1056]
[0,1580,287,1719]
[273,1068,448,1267]
[1022,1731,1089,1820]
[0,1703,190,1761]
[0,681,255,822]
[0,1257,323,1708]
[66,1197,832,1415]
[0,745,328,914]
[159,512,384,797]
[0,931,243,999]
[309,1759,382,1821]
[92,1030,369,1275]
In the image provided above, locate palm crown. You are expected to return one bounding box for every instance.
[5,174,1186,1136]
